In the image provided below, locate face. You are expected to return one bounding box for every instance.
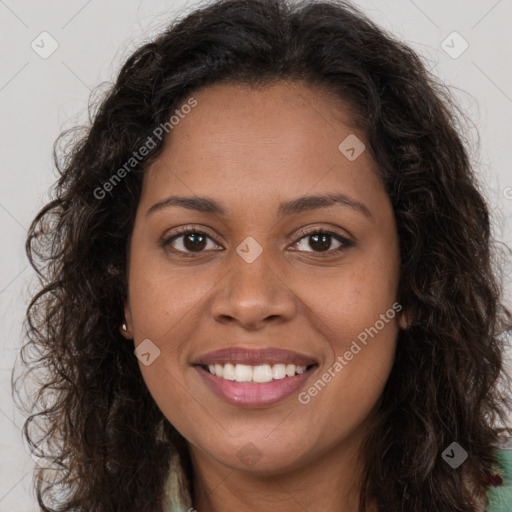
[123,80,404,476]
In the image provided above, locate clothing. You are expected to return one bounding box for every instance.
[162,438,512,511]
[162,452,193,512]
[485,436,512,512]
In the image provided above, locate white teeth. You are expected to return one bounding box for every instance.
[223,363,236,381]
[253,364,273,383]
[272,364,286,379]
[205,363,309,381]
[285,364,296,377]
[234,364,253,382]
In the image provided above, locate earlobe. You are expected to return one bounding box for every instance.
[120,301,133,339]
[397,309,411,330]
[119,322,132,339]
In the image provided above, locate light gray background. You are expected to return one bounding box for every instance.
[1,0,511,509]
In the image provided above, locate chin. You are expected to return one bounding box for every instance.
[200,437,308,475]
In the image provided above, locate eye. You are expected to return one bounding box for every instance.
[291,228,353,256]
[161,227,222,256]
[161,226,353,257]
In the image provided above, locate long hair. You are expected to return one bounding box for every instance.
[13,0,512,510]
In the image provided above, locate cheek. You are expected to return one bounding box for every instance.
[298,293,399,442]
[292,242,400,410]
[127,256,225,435]
[304,277,399,400]
[138,362,208,449]
[128,252,217,346]
[293,251,400,354]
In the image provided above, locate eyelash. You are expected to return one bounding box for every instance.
[161,226,353,258]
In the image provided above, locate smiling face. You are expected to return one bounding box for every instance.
[123,80,403,480]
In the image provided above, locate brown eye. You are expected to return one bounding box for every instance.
[308,233,332,252]
[162,228,221,255]
[181,232,207,251]
[292,229,353,255]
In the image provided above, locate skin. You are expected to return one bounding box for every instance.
[122,80,406,512]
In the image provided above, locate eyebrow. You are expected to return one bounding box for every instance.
[146,193,372,219]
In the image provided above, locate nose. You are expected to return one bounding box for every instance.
[210,249,297,330]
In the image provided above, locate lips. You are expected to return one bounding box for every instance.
[191,347,318,367]
[195,365,317,407]
[191,347,319,407]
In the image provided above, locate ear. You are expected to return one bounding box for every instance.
[120,299,133,339]
[397,307,411,330]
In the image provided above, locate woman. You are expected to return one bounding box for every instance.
[15,0,512,510]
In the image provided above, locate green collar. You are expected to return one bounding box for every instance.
[162,439,512,511]
[486,438,512,512]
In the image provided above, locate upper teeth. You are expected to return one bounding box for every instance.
[207,363,308,383]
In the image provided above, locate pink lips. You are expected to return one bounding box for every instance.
[192,347,317,366]
[192,347,318,408]
[195,366,316,407]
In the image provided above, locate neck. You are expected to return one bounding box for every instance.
[189,430,377,512]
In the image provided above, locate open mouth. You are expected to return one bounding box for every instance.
[198,363,318,383]
[194,361,319,407]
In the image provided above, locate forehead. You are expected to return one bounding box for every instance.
[141,81,385,216]
[168,80,360,150]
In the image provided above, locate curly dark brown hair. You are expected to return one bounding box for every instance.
[12,0,512,510]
